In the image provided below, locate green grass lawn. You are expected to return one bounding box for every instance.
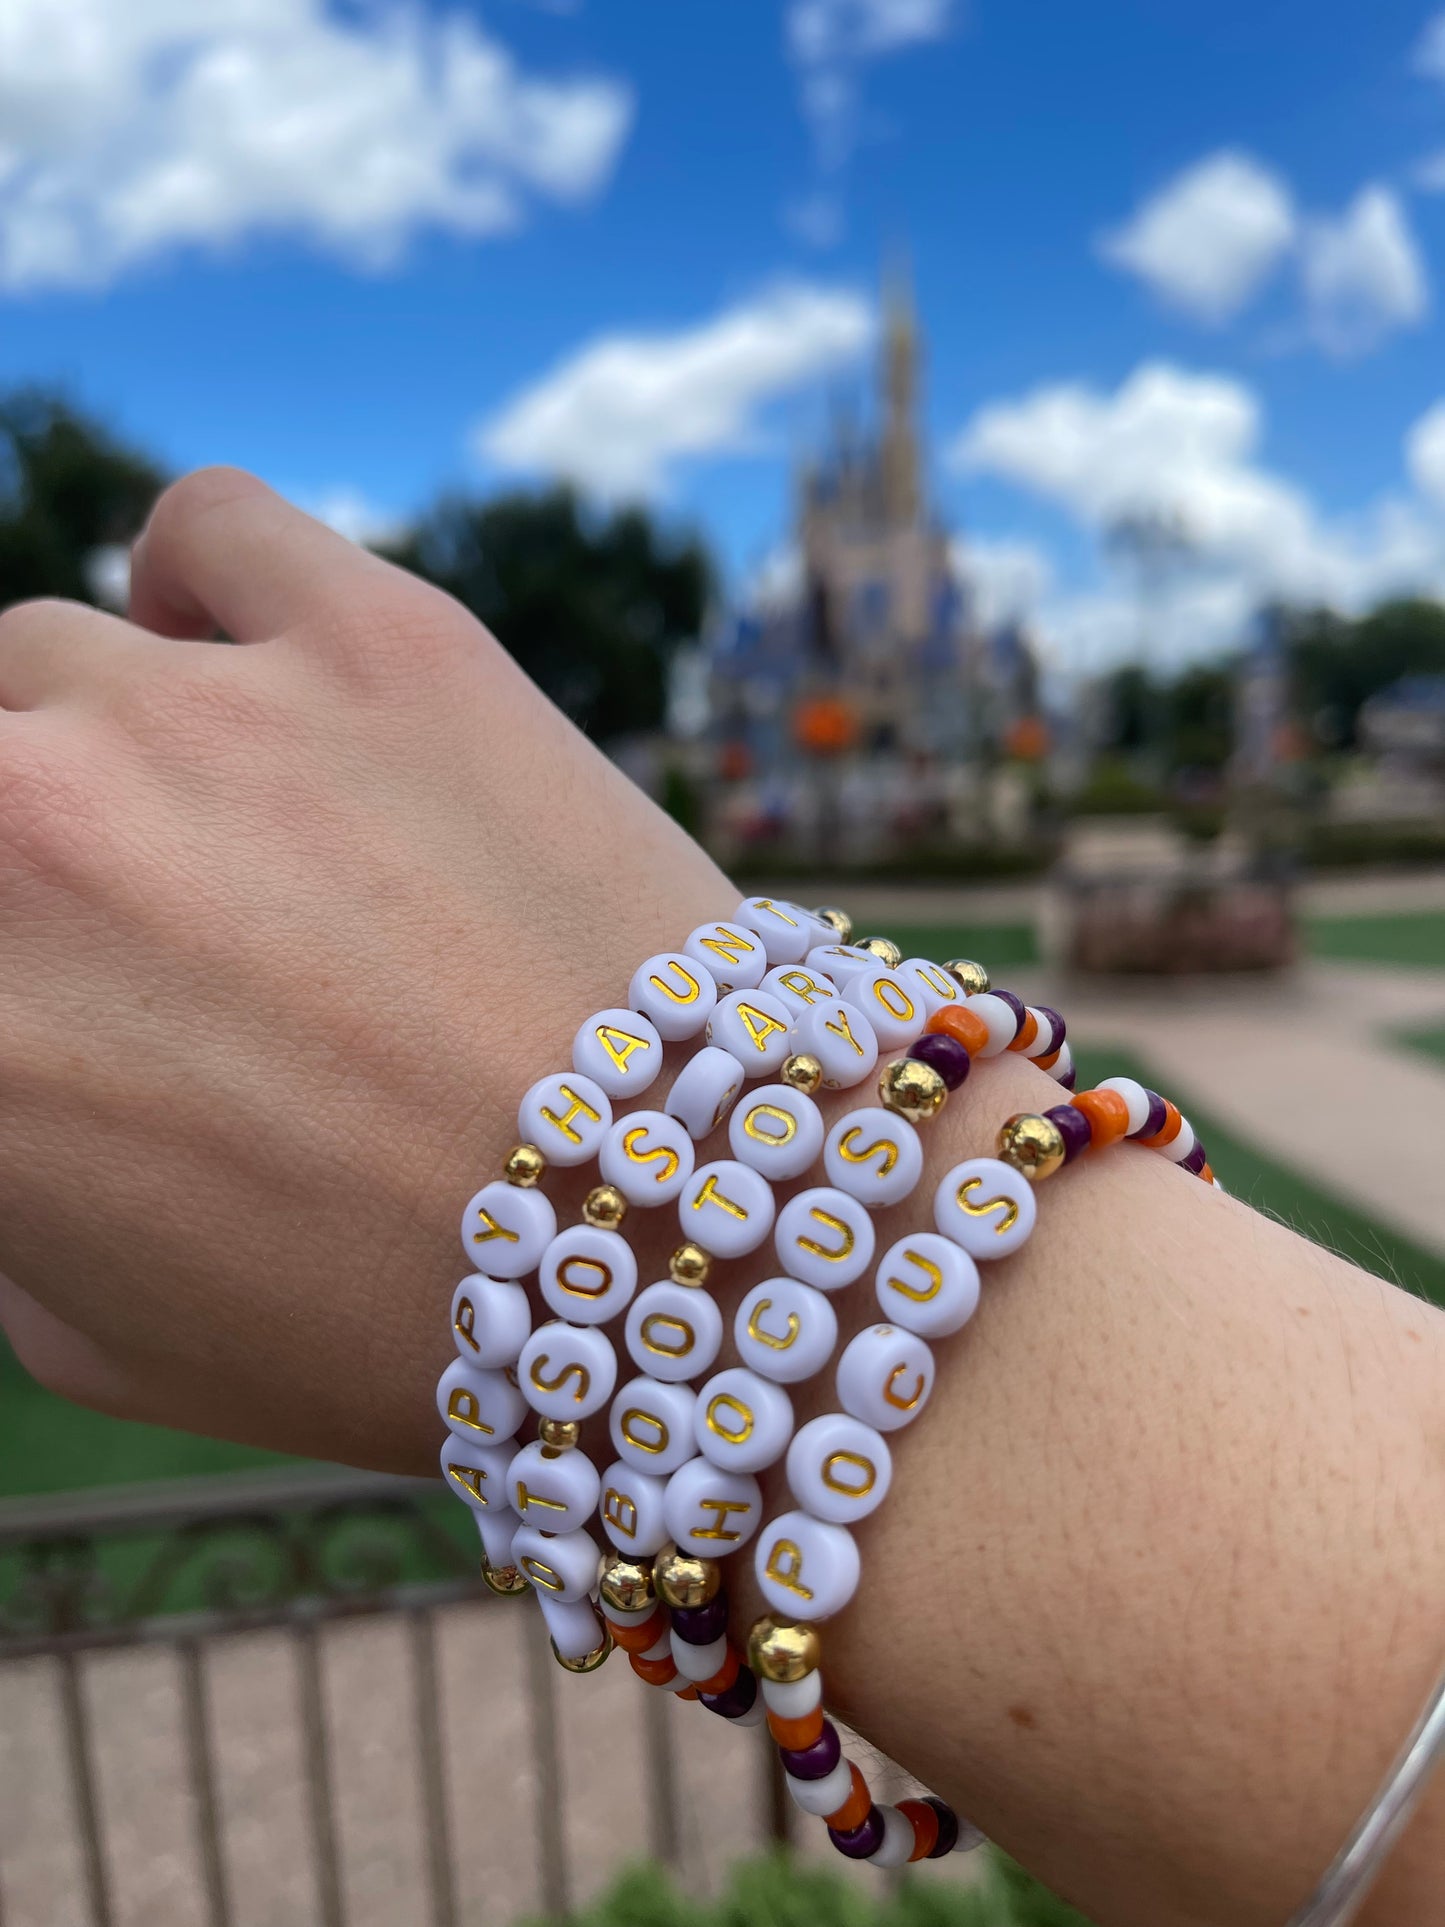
[1304,909,1445,968]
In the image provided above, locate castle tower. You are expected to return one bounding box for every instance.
[880,258,921,529]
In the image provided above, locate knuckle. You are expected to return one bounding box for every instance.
[0,727,102,879]
[114,649,280,754]
[309,582,485,692]
[142,465,270,551]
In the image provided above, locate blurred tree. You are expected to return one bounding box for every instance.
[1167,662,1234,771]
[1286,598,1445,748]
[390,488,713,741]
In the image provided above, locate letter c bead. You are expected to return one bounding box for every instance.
[835,1325,936,1434]
[734,1277,837,1384]
[785,1413,891,1525]
[754,1508,861,1621]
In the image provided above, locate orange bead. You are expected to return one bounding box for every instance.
[606,1609,668,1654]
[1034,1046,1061,1070]
[897,1797,940,1861]
[825,1760,872,1832]
[1072,1087,1129,1150]
[1140,1099,1182,1149]
[928,1004,989,1056]
[1200,1162,1215,1185]
[694,1643,740,1696]
[677,1684,700,1701]
[1007,1010,1039,1053]
[630,1651,678,1687]
[766,1705,825,1750]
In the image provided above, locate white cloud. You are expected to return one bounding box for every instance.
[476,282,875,499]
[1407,400,1445,508]
[302,486,411,550]
[786,0,956,172]
[1099,151,1296,323]
[959,536,1054,626]
[0,0,632,291]
[1300,187,1428,355]
[1412,148,1445,192]
[1414,10,1445,78]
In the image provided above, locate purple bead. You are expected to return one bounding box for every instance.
[1181,1138,1208,1176]
[992,988,1026,1040]
[1140,1089,1168,1139]
[780,1719,841,1781]
[1057,1062,1077,1092]
[1045,1102,1091,1164]
[1034,1005,1066,1051]
[906,1031,970,1090]
[924,1796,960,1857]
[699,1663,757,1721]
[670,1595,728,1645]
[828,1806,885,1860]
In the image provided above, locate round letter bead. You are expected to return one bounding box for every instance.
[842,965,925,1050]
[625,1280,723,1384]
[790,998,879,1089]
[572,1007,664,1099]
[460,1181,556,1281]
[628,951,718,1041]
[1097,1075,1153,1137]
[706,989,794,1076]
[760,963,839,1016]
[436,1358,529,1444]
[439,1434,514,1513]
[598,1110,696,1207]
[897,958,960,1016]
[506,1439,601,1533]
[598,1460,670,1556]
[663,1457,764,1556]
[695,1367,794,1474]
[517,1071,613,1168]
[965,993,1020,1056]
[728,1083,824,1181]
[678,1159,775,1258]
[513,1524,600,1603]
[609,1376,698,1475]
[823,1107,923,1208]
[683,920,768,992]
[873,1232,980,1338]
[451,1275,531,1369]
[538,1225,638,1325]
[836,1325,935,1434]
[774,1186,875,1289]
[786,1414,891,1525]
[734,1278,838,1385]
[518,1321,617,1421]
[537,1592,607,1662]
[933,1156,1038,1258]
[733,896,815,964]
[806,943,876,986]
[473,1504,523,1572]
[755,1508,861,1621]
[665,1046,745,1140]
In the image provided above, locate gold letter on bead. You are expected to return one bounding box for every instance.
[444,1459,492,1504]
[736,1002,788,1054]
[838,1127,899,1175]
[513,1481,567,1518]
[746,1298,800,1350]
[797,1206,854,1262]
[706,1394,755,1444]
[763,1538,814,1601]
[884,1365,926,1411]
[623,1126,680,1184]
[648,960,703,1005]
[689,1172,747,1222]
[528,1354,591,1404]
[870,979,917,1022]
[602,1488,638,1539]
[697,926,758,967]
[453,1294,480,1353]
[640,1313,694,1360]
[470,1207,520,1249]
[446,1388,493,1434]
[595,1023,652,1076]
[914,963,957,1003]
[743,1103,798,1146]
[556,1256,613,1300]
[822,1007,866,1057]
[538,1083,602,1146]
[775,969,832,1006]
[621,1408,670,1455]
[885,1251,943,1303]
[822,1451,876,1498]
[521,1555,564,1594]
[690,1498,753,1542]
[957,1175,1020,1234]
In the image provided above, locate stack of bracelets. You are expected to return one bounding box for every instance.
[435,897,1218,1871]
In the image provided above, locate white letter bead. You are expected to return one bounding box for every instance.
[706,989,795,1075]
[671,1630,729,1680]
[460,1181,556,1280]
[513,1524,600,1603]
[451,1275,531,1369]
[572,1007,664,1098]
[517,1072,612,1168]
[538,1225,638,1325]
[682,920,768,992]
[663,1457,763,1556]
[506,1439,601,1532]
[677,1159,775,1258]
[664,1045,744,1140]
[628,951,718,1040]
[598,1110,695,1206]
[536,1591,606,1662]
[787,1757,856,1817]
[734,1278,838,1385]
[806,943,876,985]
[695,1367,794,1474]
[841,965,925,1049]
[733,896,814,964]
[518,1321,617,1421]
[933,1156,1038,1258]
[823,1106,923,1208]
[760,1672,823,1720]
[870,1806,916,1869]
[598,1459,670,1556]
[897,958,961,1015]
[609,1376,698,1475]
[1097,1075,1152,1135]
[755,1509,861,1622]
[965,993,1020,1056]
[473,1504,523,1571]
[836,1325,935,1433]
[786,1413,891,1525]
[625,1280,723,1384]
[773,1186,876,1289]
[728,1083,824,1180]
[436,1358,529,1444]
[874,1231,981,1338]
[439,1435,514,1512]
[760,964,839,1016]
[789,998,879,1089]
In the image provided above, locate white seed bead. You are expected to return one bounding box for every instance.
[806,942,876,985]
[760,963,839,1016]
[663,1457,764,1556]
[1161,1116,1197,1162]
[897,958,961,1015]
[598,1459,671,1556]
[670,1630,728,1680]
[513,1524,600,1603]
[823,1106,923,1208]
[786,1413,892,1525]
[597,1109,696,1206]
[609,1376,698,1475]
[572,1007,664,1099]
[602,1597,657,1628]
[1097,1074,1152,1135]
[628,951,718,1041]
[789,998,879,1089]
[517,1321,618,1421]
[473,1503,522,1571]
[873,1231,980,1338]
[955,1820,988,1854]
[933,1156,1038,1259]
[870,1806,916,1869]
[786,1756,855,1817]
[505,1439,601,1533]
[639,1629,672,1662]
[728,1083,825,1181]
[1048,1040,1075,1084]
[538,1225,638,1326]
[1022,1007,1058,1058]
[517,1071,613,1168]
[625,1280,723,1384]
[734,1278,838,1385]
[439,1434,514,1513]
[841,964,925,1050]
[733,896,815,964]
[450,1275,531,1369]
[835,1324,935,1434]
[695,1367,794,1474]
[677,1159,775,1258]
[756,1508,861,1621]
[664,1045,745,1140]
[963,991,1020,1055]
[436,1358,529,1444]
[682,920,768,992]
[460,1181,556,1281]
[773,1186,876,1289]
[706,989,795,1076]
[760,1672,823,1719]
[536,1592,605,1662]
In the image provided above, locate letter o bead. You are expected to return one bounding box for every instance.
[436,1358,529,1444]
[572,1007,664,1099]
[518,1321,617,1421]
[789,998,879,1089]
[695,1367,795,1474]
[609,1376,698,1475]
[513,1524,600,1603]
[538,1225,638,1325]
[874,1232,980,1338]
[598,1460,670,1556]
[823,1107,923,1208]
[460,1181,556,1280]
[664,1045,744,1140]
[451,1275,531,1369]
[628,951,718,1040]
[786,1413,892,1525]
[517,1071,612,1168]
[625,1280,723,1384]
[773,1186,876,1289]
[734,1278,838,1384]
[598,1110,695,1206]
[728,1083,824,1180]
[439,1435,514,1513]
[506,1439,601,1533]
[835,1325,935,1434]
[842,964,924,1050]
[677,1159,776,1259]
[663,1457,764,1555]
[707,989,795,1076]
[755,1509,861,1621]
[933,1156,1037,1258]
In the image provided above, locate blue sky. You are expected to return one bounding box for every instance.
[6,0,1445,669]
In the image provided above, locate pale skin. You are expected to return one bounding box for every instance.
[0,467,1440,1925]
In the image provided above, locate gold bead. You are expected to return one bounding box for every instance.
[813,906,853,943]
[747,1614,821,1683]
[653,1544,721,1610]
[599,1554,656,1615]
[553,1619,613,1673]
[998,1111,1066,1182]
[582,1183,628,1230]
[503,1143,546,1187]
[780,1052,824,1096]
[855,936,902,970]
[878,1056,948,1123]
[668,1242,712,1288]
[481,1560,531,1597]
[539,1417,580,1451]
[943,957,990,997]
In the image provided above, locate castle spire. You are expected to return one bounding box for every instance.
[880,250,921,525]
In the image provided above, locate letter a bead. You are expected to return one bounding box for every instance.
[755,1508,861,1621]
[460,1181,556,1280]
[572,1008,664,1098]
[707,989,795,1076]
[439,1435,514,1512]
[933,1156,1037,1258]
